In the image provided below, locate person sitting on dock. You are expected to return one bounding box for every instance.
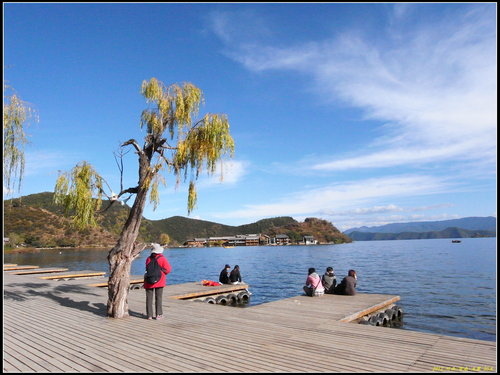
[322,266,337,294]
[303,267,324,297]
[334,269,357,296]
[229,265,242,284]
[219,264,231,284]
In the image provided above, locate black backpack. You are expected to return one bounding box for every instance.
[144,254,164,284]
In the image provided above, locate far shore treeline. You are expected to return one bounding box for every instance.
[4,192,495,250]
[4,192,352,249]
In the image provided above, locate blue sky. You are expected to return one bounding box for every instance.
[4,3,497,231]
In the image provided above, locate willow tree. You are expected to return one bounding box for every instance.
[54,78,234,318]
[3,87,37,195]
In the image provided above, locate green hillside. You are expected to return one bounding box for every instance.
[3,203,117,248]
[4,192,350,248]
[264,217,352,244]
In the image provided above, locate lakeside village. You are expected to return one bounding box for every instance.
[3,234,317,250]
[183,233,318,247]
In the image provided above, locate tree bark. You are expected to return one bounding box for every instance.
[106,154,150,318]
[106,252,133,318]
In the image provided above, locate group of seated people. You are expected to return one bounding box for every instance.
[217,263,356,296]
[303,267,357,297]
[219,264,242,284]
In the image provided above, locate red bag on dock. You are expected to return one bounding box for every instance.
[201,280,221,286]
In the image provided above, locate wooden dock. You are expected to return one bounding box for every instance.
[3,271,496,373]
[6,268,69,275]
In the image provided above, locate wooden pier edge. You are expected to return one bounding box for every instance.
[8,268,69,275]
[170,284,249,300]
[339,295,401,322]
[39,272,106,280]
[4,265,40,271]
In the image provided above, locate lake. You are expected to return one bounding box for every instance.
[4,237,496,342]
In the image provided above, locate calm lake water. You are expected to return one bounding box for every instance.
[5,238,496,342]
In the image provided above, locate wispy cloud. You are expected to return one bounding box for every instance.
[198,160,249,188]
[212,174,451,222]
[209,5,497,172]
[324,203,454,217]
[24,150,78,177]
[207,10,272,46]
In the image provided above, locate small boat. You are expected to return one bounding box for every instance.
[223,245,235,248]
[451,240,461,243]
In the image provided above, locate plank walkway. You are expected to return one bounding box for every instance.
[3,271,496,373]
[6,268,69,275]
[4,265,39,271]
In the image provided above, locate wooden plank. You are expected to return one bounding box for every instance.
[9,268,69,275]
[170,284,249,299]
[39,272,105,280]
[3,327,74,372]
[87,279,143,287]
[6,302,228,373]
[3,263,17,267]
[339,295,401,322]
[3,325,92,372]
[4,265,39,271]
[3,272,496,373]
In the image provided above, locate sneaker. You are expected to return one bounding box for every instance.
[147,317,153,320]
[155,314,164,320]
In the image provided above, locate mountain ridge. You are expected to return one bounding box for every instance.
[344,216,496,234]
[348,226,496,241]
[4,192,350,247]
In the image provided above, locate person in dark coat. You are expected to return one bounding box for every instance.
[334,269,357,296]
[219,264,231,284]
[144,243,172,320]
[322,266,337,294]
[229,265,242,284]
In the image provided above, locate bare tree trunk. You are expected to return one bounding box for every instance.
[106,186,148,318]
[107,252,133,318]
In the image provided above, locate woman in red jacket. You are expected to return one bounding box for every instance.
[144,243,172,320]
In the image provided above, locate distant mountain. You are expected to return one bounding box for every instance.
[348,227,496,241]
[4,192,350,247]
[344,217,496,235]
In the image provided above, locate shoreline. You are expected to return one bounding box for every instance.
[3,245,113,253]
[4,242,341,254]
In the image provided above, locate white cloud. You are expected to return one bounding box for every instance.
[327,204,405,216]
[212,174,450,222]
[199,160,249,188]
[211,5,497,172]
[24,150,78,177]
[207,10,272,46]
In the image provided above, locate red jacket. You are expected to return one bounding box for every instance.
[143,253,172,289]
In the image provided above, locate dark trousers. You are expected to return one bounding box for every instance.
[146,287,164,318]
[303,285,313,297]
